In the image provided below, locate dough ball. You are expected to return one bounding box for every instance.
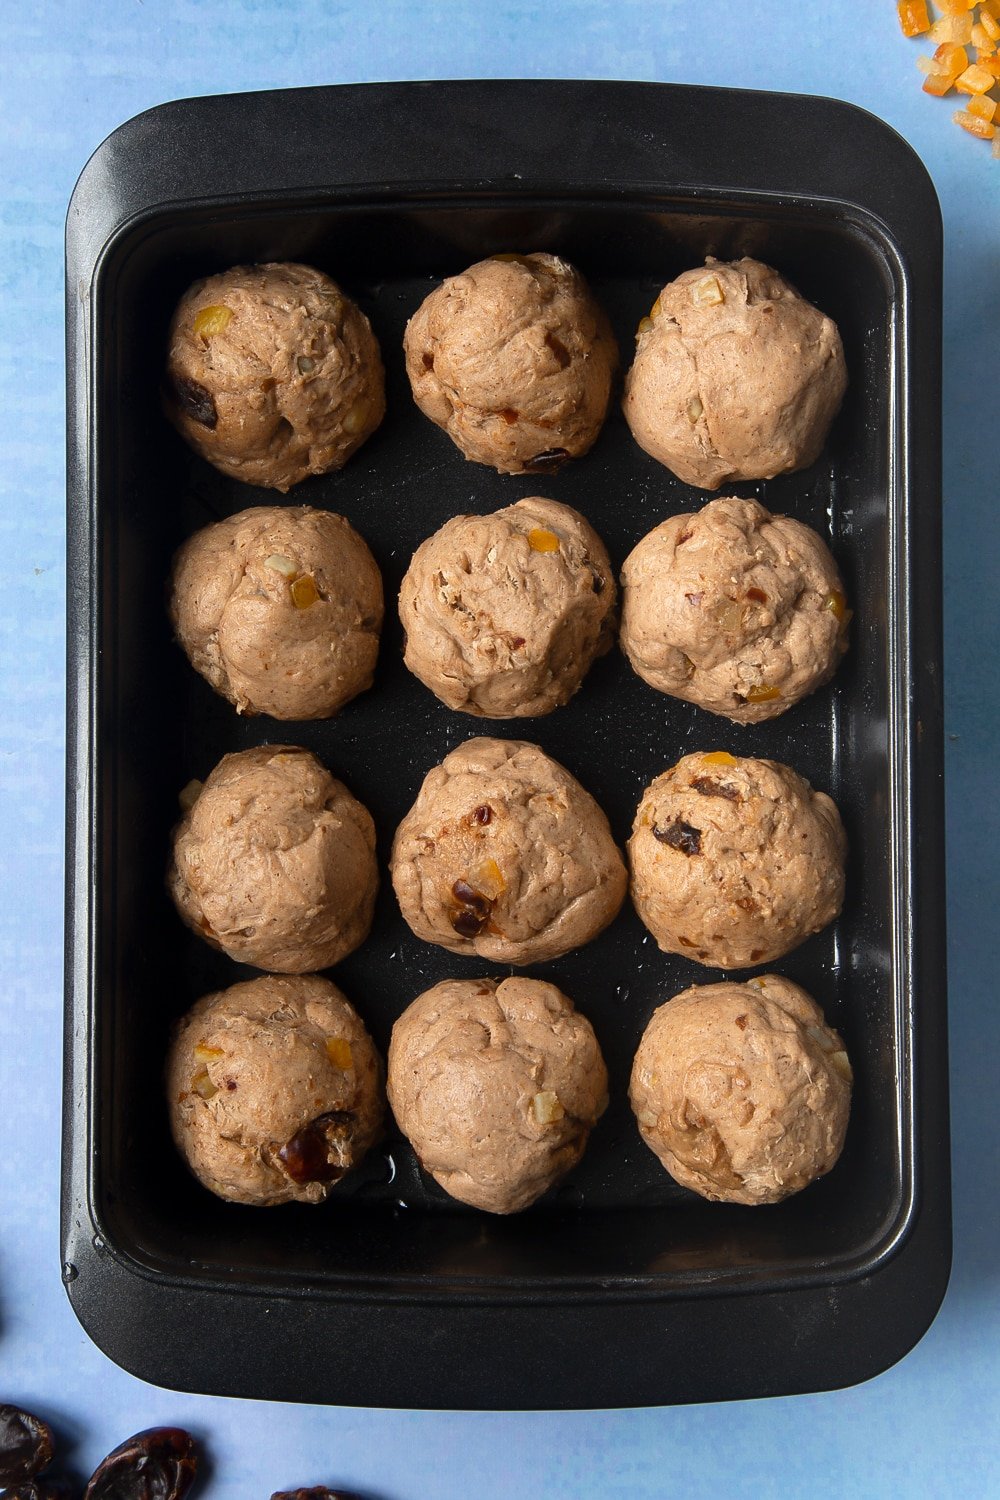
[391,737,627,965]
[167,974,385,1205]
[403,253,617,474]
[169,504,383,721]
[623,257,847,489]
[629,751,846,968]
[399,496,615,717]
[168,746,377,972]
[388,976,608,1214]
[620,497,849,723]
[630,975,852,1204]
[165,262,385,491]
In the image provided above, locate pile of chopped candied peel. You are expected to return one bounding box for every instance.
[897,0,1000,150]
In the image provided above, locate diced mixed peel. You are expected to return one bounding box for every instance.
[900,0,1000,140]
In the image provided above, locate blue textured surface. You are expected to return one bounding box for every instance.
[1,1,997,1495]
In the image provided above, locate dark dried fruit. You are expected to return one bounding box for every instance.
[653,820,702,856]
[5,1479,74,1499]
[421,351,434,370]
[169,373,218,429]
[0,1405,54,1483]
[735,1014,748,1030]
[691,776,740,802]
[271,1490,366,1500]
[498,407,519,424]
[278,1113,354,1186]
[83,1427,196,1500]
[523,447,569,471]
[470,804,492,825]
[450,879,494,937]
[544,332,571,368]
[745,587,767,603]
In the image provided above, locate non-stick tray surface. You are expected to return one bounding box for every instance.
[64,80,949,1408]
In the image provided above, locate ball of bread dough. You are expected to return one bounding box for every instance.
[620,497,849,722]
[168,746,377,972]
[165,262,385,491]
[629,751,846,968]
[167,974,385,1206]
[388,976,608,1214]
[630,974,852,1205]
[623,257,847,489]
[403,253,617,474]
[169,505,383,721]
[391,737,627,965]
[399,497,615,717]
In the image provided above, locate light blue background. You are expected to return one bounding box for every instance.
[1,1,997,1495]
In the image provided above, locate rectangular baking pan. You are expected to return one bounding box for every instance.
[64,80,949,1408]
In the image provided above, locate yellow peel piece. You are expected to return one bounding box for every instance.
[702,751,738,766]
[528,527,560,553]
[745,685,781,704]
[264,554,297,577]
[191,1067,218,1100]
[193,305,233,338]
[824,589,848,622]
[533,1090,565,1125]
[476,858,506,898]
[692,274,725,307]
[193,1043,224,1062]
[326,1037,354,1070]
[290,574,319,609]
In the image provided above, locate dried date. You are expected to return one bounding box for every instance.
[170,374,217,429]
[0,1405,55,1483]
[652,820,702,856]
[82,1427,196,1500]
[278,1112,353,1185]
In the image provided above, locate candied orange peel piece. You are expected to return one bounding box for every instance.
[325,1037,354,1070]
[692,274,725,307]
[745,685,781,703]
[193,1043,224,1062]
[532,1090,565,1125]
[191,1067,218,1100]
[475,858,506,898]
[898,0,931,34]
[528,527,560,553]
[930,12,973,41]
[954,106,997,132]
[702,750,738,766]
[968,92,998,117]
[193,305,233,338]
[636,316,653,337]
[956,60,995,89]
[824,589,850,622]
[290,574,319,609]
[980,7,1000,37]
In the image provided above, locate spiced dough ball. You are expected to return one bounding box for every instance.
[168,746,377,973]
[620,497,849,723]
[165,262,385,491]
[391,737,627,965]
[623,257,847,489]
[404,253,617,473]
[630,975,852,1205]
[169,505,383,720]
[388,976,608,1214]
[629,751,846,968]
[168,974,385,1206]
[399,497,615,717]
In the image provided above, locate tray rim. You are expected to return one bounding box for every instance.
[63,78,950,1407]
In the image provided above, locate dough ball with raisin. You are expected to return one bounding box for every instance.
[169,504,383,721]
[404,253,617,474]
[391,737,627,965]
[629,751,846,969]
[165,262,385,491]
[630,974,852,1205]
[620,497,849,722]
[399,496,615,717]
[624,258,847,489]
[168,974,385,1206]
[168,746,377,973]
[388,976,608,1214]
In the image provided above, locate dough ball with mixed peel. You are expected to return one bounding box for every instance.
[403,252,617,474]
[629,751,846,969]
[168,746,377,973]
[630,974,852,1205]
[168,974,385,1206]
[399,496,615,717]
[620,496,849,722]
[169,505,383,721]
[165,262,385,491]
[391,737,627,965]
[388,976,608,1214]
[623,257,847,489]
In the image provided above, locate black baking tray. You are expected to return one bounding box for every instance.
[63,80,949,1409]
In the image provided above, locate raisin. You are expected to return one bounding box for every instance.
[470,804,493,825]
[544,332,571,368]
[653,820,702,855]
[450,879,494,937]
[749,948,765,962]
[498,408,519,424]
[83,1427,196,1500]
[170,373,218,429]
[691,776,740,802]
[746,587,767,603]
[0,1406,54,1483]
[509,636,526,649]
[5,1481,75,1499]
[451,909,486,937]
[278,1113,353,1186]
[271,1489,366,1499]
[735,1014,748,1030]
[522,447,569,472]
